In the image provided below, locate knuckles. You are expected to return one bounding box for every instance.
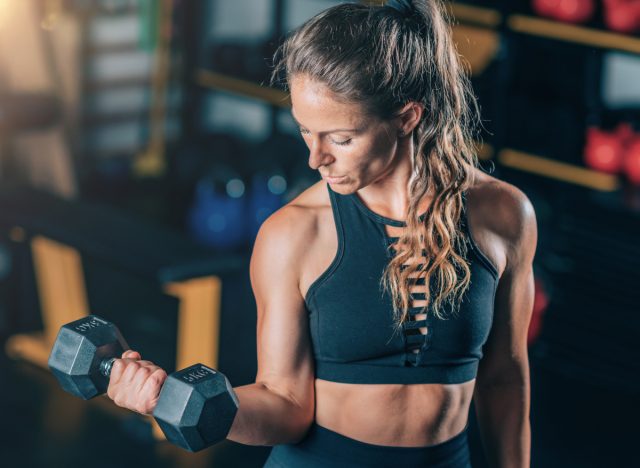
[136,366,151,378]
[150,369,168,384]
[106,363,167,414]
[110,359,124,378]
[135,402,149,415]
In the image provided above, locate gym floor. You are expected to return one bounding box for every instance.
[1,331,635,468]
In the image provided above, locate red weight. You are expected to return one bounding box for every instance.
[623,138,640,185]
[603,0,640,34]
[533,0,559,17]
[616,122,635,145]
[583,127,625,173]
[533,0,595,23]
[528,276,549,346]
[555,0,595,23]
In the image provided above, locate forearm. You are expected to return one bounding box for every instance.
[226,382,314,446]
[474,382,531,468]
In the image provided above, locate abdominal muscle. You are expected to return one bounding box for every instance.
[313,378,476,447]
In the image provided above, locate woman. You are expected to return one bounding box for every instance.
[107,1,536,466]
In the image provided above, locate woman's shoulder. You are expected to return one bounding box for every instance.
[288,179,332,211]
[467,169,536,239]
[465,169,537,277]
[273,179,330,225]
[255,180,331,251]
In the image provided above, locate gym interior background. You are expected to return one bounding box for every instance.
[0,0,638,467]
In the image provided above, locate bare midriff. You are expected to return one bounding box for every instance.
[314,378,476,447]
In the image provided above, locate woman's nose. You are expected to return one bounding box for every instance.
[307,138,333,170]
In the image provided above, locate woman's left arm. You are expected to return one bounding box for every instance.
[473,185,538,468]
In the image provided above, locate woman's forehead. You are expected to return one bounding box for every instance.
[290,75,371,129]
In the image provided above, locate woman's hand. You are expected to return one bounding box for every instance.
[106,350,168,415]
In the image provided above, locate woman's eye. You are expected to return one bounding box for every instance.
[298,127,350,146]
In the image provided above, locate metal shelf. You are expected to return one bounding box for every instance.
[195,70,290,108]
[498,148,621,192]
[477,142,494,161]
[449,3,502,28]
[508,14,640,55]
[449,2,640,55]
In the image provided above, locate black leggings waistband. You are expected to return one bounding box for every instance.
[263,423,472,468]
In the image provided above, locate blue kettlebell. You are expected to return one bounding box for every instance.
[188,166,248,250]
[247,171,287,242]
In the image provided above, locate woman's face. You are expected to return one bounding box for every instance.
[289,74,404,195]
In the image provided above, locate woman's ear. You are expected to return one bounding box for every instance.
[396,101,424,137]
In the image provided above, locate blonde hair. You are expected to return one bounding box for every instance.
[273,0,481,328]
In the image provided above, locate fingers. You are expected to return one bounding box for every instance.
[138,368,168,414]
[122,350,141,360]
[106,350,166,414]
[112,359,156,388]
[109,350,142,385]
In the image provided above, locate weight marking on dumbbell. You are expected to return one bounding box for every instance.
[180,365,216,383]
[73,316,108,333]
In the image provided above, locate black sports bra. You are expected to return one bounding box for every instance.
[304,185,499,384]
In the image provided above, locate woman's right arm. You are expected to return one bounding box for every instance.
[227,205,316,445]
[106,205,316,446]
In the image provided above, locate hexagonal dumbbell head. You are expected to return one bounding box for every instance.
[153,364,239,452]
[48,315,129,400]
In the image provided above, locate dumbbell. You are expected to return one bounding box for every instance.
[47,315,239,452]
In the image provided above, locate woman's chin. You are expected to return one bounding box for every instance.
[325,179,357,194]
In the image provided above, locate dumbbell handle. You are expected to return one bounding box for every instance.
[99,357,117,378]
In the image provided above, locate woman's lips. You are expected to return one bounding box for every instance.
[324,175,346,184]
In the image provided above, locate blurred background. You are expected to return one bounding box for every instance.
[0,0,638,467]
